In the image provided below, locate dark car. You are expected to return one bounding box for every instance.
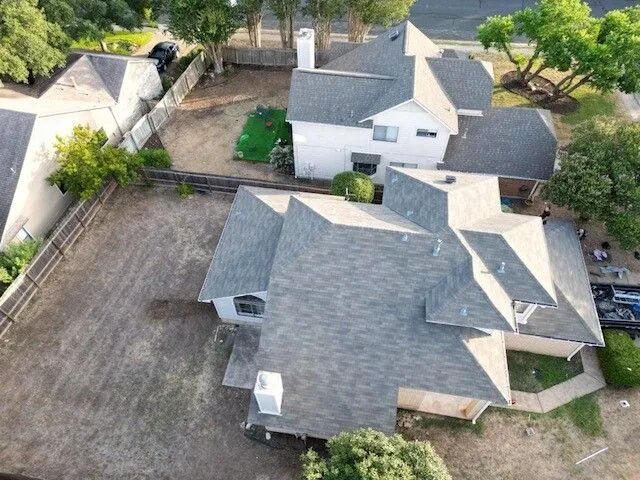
[148,41,180,72]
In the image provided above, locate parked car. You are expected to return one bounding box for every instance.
[148,42,180,72]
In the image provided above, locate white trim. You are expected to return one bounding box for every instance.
[567,343,584,361]
[457,109,484,117]
[472,401,491,424]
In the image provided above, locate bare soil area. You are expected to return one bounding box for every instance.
[501,71,579,114]
[0,187,299,479]
[156,67,294,182]
[401,388,640,480]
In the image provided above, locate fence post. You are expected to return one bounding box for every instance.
[0,306,15,323]
[24,270,41,289]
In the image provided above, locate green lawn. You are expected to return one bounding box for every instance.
[235,108,292,162]
[507,351,583,393]
[561,86,617,125]
[72,31,154,56]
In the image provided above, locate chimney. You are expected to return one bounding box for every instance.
[297,28,315,69]
[254,371,283,415]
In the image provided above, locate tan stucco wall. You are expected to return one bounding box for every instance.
[397,388,484,420]
[505,332,581,358]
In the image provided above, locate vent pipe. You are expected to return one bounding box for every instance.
[432,238,442,257]
[497,261,506,274]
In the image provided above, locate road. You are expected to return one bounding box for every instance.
[262,0,635,41]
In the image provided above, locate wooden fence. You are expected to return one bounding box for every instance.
[222,42,359,68]
[0,181,117,339]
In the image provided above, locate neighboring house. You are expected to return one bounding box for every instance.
[0,52,162,247]
[199,167,604,440]
[288,22,557,199]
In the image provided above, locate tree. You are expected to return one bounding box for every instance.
[346,0,415,43]
[301,428,452,480]
[267,0,299,48]
[477,0,640,100]
[48,126,143,199]
[302,0,345,50]
[0,0,69,85]
[168,0,240,73]
[543,117,640,249]
[237,0,263,47]
[330,171,375,203]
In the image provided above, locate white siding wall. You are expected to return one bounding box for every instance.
[505,332,582,358]
[292,100,453,184]
[213,291,267,325]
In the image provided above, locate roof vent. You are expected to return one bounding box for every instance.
[432,238,442,257]
[406,210,414,217]
[459,306,468,317]
[401,234,409,242]
[391,174,399,184]
[389,29,400,41]
[445,175,457,184]
[497,261,506,274]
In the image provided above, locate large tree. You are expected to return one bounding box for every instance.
[477,0,640,100]
[346,0,415,43]
[543,117,640,249]
[301,428,452,480]
[168,0,240,73]
[237,0,263,47]
[0,0,69,85]
[302,0,346,50]
[267,0,299,48]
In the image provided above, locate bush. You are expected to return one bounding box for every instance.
[269,144,294,173]
[598,330,640,386]
[330,171,375,203]
[177,46,204,73]
[301,428,451,480]
[137,148,172,168]
[176,183,194,198]
[0,239,42,292]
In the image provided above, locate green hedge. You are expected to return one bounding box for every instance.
[598,330,640,387]
[330,171,375,203]
[137,148,172,168]
[0,239,42,294]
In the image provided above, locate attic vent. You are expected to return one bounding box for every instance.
[389,29,400,41]
[406,210,414,217]
[401,234,409,242]
[497,261,506,274]
[392,175,399,184]
[445,175,456,184]
[459,306,468,317]
[432,238,442,257]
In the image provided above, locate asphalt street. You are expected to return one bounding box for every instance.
[262,0,637,41]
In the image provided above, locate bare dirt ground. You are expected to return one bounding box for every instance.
[0,187,299,480]
[156,67,293,182]
[402,387,640,480]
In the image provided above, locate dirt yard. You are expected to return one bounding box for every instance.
[401,387,640,480]
[0,187,299,479]
[156,67,293,182]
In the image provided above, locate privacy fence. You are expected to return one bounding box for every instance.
[0,182,117,339]
[222,42,359,68]
[120,51,211,153]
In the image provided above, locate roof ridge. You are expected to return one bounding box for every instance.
[296,68,395,80]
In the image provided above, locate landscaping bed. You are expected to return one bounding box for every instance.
[501,71,578,114]
[234,107,291,162]
[507,351,583,393]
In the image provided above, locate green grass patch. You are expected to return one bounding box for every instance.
[492,85,536,108]
[550,394,603,436]
[562,87,617,126]
[507,351,583,393]
[414,415,484,436]
[235,108,292,162]
[72,31,154,55]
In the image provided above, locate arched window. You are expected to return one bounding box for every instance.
[233,295,265,317]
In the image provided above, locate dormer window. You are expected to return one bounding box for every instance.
[373,125,399,142]
[234,295,265,317]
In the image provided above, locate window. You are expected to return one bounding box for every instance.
[417,129,437,138]
[353,162,377,176]
[15,227,32,241]
[233,295,265,317]
[389,162,418,169]
[373,125,399,142]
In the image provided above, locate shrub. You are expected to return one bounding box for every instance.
[598,330,640,386]
[137,148,172,168]
[330,171,375,203]
[269,144,294,173]
[176,183,194,198]
[177,46,204,73]
[161,76,174,92]
[0,239,42,292]
[301,428,452,480]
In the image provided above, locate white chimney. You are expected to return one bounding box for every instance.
[297,28,315,69]
[254,371,283,415]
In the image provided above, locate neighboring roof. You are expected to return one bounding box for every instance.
[520,220,605,345]
[442,108,557,180]
[427,57,493,111]
[0,109,36,240]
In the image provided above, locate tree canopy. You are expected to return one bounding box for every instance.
[168,0,240,73]
[302,0,346,49]
[301,428,451,480]
[237,0,263,47]
[346,0,415,42]
[0,0,69,84]
[543,117,640,249]
[477,0,640,99]
[267,0,299,48]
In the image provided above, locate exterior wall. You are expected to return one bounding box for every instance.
[212,291,267,325]
[292,101,453,184]
[397,387,485,420]
[505,332,582,358]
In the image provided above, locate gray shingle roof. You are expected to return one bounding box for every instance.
[88,54,130,100]
[427,57,493,111]
[442,108,557,180]
[0,109,36,240]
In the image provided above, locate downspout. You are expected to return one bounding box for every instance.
[471,401,491,424]
[567,343,584,361]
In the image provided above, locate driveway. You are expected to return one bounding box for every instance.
[0,187,299,479]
